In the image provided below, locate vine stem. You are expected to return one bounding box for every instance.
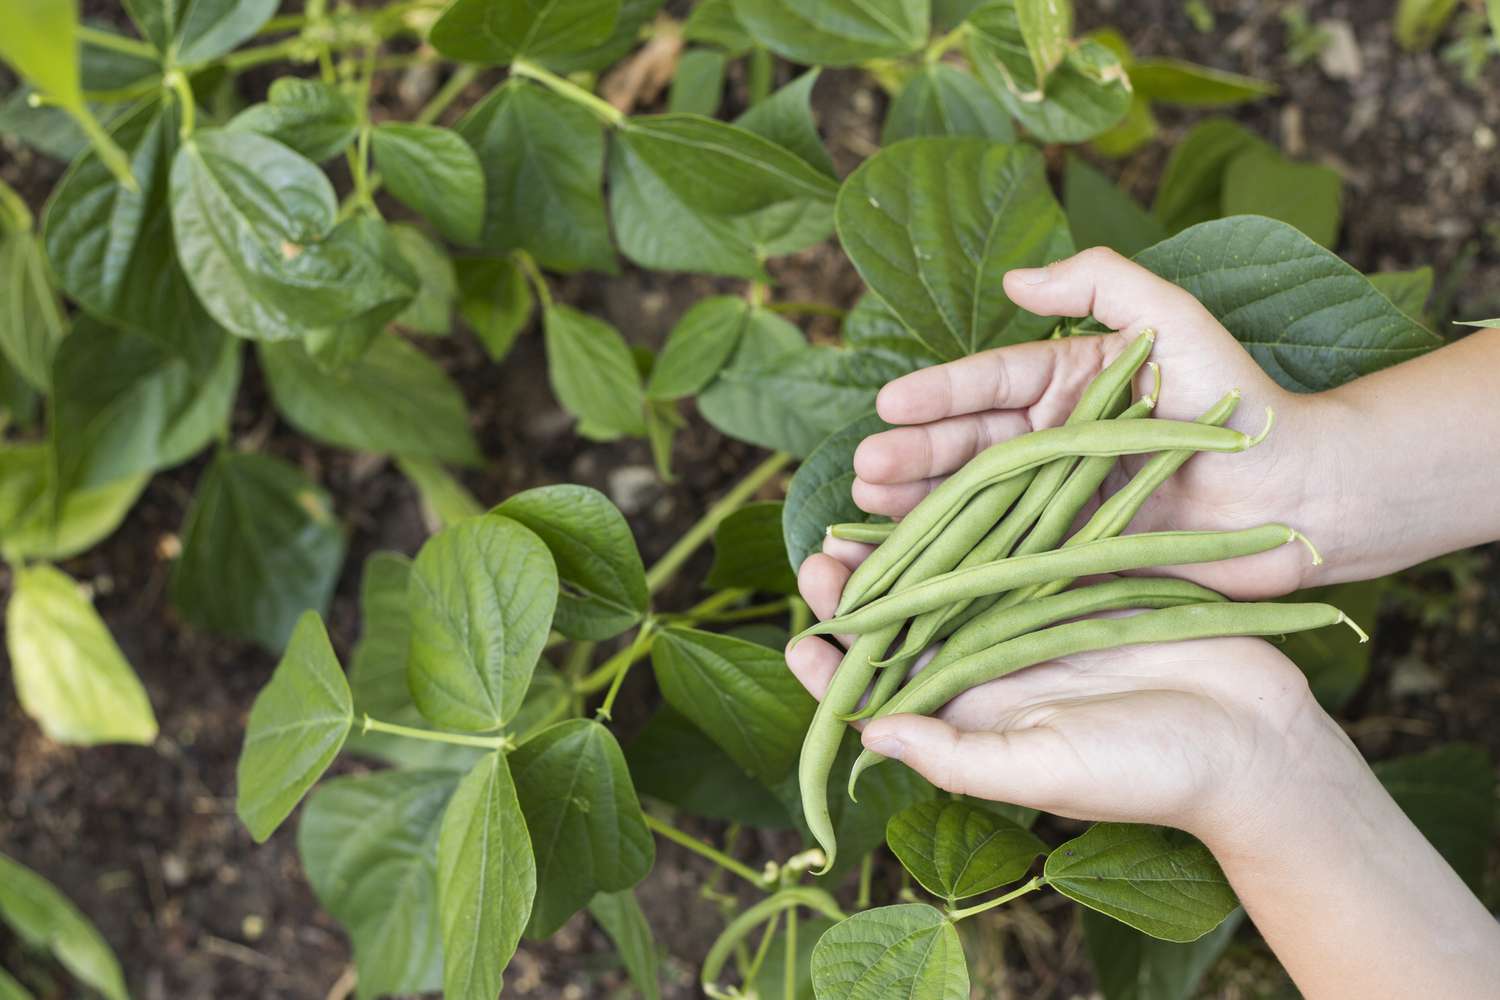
[764,300,848,319]
[643,814,773,890]
[514,250,554,309]
[162,70,196,140]
[595,619,657,720]
[415,65,480,125]
[645,452,792,595]
[362,714,514,751]
[925,23,970,62]
[945,875,1045,922]
[75,25,159,60]
[509,58,625,126]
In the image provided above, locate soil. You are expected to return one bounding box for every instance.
[2,1,1498,998]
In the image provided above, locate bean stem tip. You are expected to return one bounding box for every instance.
[1289,529,1324,565]
[1340,613,1370,643]
[1248,406,1275,446]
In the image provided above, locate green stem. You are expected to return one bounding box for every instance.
[361,714,514,751]
[686,598,792,625]
[924,23,970,62]
[645,452,791,595]
[82,76,164,104]
[75,25,159,60]
[416,65,480,125]
[595,619,657,720]
[510,58,625,126]
[0,177,33,233]
[71,106,139,190]
[162,71,196,140]
[856,853,874,910]
[215,37,312,74]
[945,875,1045,922]
[748,46,773,105]
[744,912,782,985]
[258,13,309,34]
[783,908,798,1000]
[514,250,553,309]
[764,300,848,319]
[644,814,772,890]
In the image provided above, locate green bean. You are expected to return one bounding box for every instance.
[836,330,1159,615]
[847,601,1367,798]
[796,523,1313,643]
[826,522,894,544]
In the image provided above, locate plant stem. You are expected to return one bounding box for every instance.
[162,71,196,140]
[215,37,311,74]
[856,853,874,909]
[595,619,657,720]
[362,714,514,750]
[75,25,159,60]
[687,598,792,625]
[514,250,553,309]
[415,64,480,125]
[925,23,970,62]
[70,107,140,191]
[748,46,773,105]
[783,908,797,999]
[510,58,625,126]
[764,300,848,319]
[643,814,772,890]
[258,13,309,34]
[744,911,782,984]
[645,452,791,595]
[945,875,1045,922]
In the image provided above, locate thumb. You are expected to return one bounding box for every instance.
[861,714,1056,806]
[1003,246,1212,334]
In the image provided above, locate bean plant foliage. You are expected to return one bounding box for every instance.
[0,0,1491,998]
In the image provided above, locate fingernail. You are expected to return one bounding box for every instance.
[864,735,905,761]
[1014,267,1051,285]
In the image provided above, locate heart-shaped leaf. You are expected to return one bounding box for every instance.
[645,296,752,401]
[543,304,647,438]
[886,799,1047,903]
[732,0,929,66]
[226,77,359,163]
[810,903,968,1000]
[456,256,533,361]
[372,123,486,246]
[429,0,621,64]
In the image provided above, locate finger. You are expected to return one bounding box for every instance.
[1003,247,1212,334]
[854,411,1031,484]
[859,713,1064,805]
[851,476,941,518]
[785,636,844,701]
[820,535,875,570]
[797,553,851,622]
[875,339,1067,424]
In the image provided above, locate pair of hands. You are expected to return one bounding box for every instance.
[788,247,1354,849]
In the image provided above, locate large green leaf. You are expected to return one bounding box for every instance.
[587,891,662,1000]
[0,445,147,563]
[457,80,614,273]
[372,123,486,246]
[707,501,799,595]
[258,335,480,464]
[1044,824,1237,942]
[810,904,968,999]
[836,137,1071,362]
[1084,906,1244,1000]
[429,0,620,64]
[235,611,353,842]
[455,256,532,361]
[1221,148,1343,248]
[883,63,1015,144]
[407,515,558,732]
[732,0,929,66]
[50,318,239,496]
[512,719,654,936]
[781,412,890,570]
[491,484,647,641]
[226,77,360,163]
[170,450,346,650]
[626,705,794,827]
[542,304,647,438]
[0,853,128,1000]
[1063,154,1166,257]
[124,0,279,64]
[436,752,536,1000]
[1134,217,1443,392]
[885,799,1046,903]
[6,563,157,746]
[0,228,67,392]
[1150,118,1268,234]
[650,627,815,784]
[1374,744,1495,895]
[645,295,753,401]
[299,769,459,999]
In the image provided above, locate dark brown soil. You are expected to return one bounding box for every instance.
[3,1,1498,998]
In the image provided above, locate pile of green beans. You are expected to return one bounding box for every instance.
[797,334,1362,875]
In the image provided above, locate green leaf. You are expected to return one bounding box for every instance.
[651,626,815,784]
[0,853,128,1000]
[390,225,457,334]
[0,0,86,108]
[543,304,647,438]
[407,515,558,731]
[1221,148,1342,248]
[708,501,798,594]
[1084,906,1244,1000]
[298,769,459,999]
[1395,0,1462,50]
[1368,266,1434,323]
[733,71,837,178]
[492,484,647,641]
[626,705,794,827]
[170,450,346,650]
[235,611,353,842]
[684,0,753,54]
[885,799,1046,903]
[841,292,940,371]
[1062,154,1166,257]
[455,256,533,361]
[1090,92,1157,158]
[810,904,968,999]
[1014,0,1072,83]
[429,0,621,64]
[1280,580,1384,710]
[6,563,157,746]
[883,63,1015,144]
[508,667,572,744]
[457,80,615,273]
[781,412,890,570]
[544,0,665,73]
[646,296,752,400]
[258,334,480,464]
[668,49,727,116]
[50,318,240,496]
[1150,118,1269,234]
[512,719,654,936]
[226,77,360,163]
[0,966,31,1000]
[372,123,486,246]
[124,0,279,64]
[1374,744,1495,895]
[0,445,146,563]
[836,137,1072,362]
[588,891,663,1000]
[732,0,929,66]
[1044,824,1236,942]
[1128,59,1277,106]
[0,229,67,392]
[397,455,484,530]
[1134,217,1442,392]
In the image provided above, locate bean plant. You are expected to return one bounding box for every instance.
[0,0,1495,997]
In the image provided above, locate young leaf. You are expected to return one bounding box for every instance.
[1014,0,1073,83]
[626,705,794,827]
[733,70,837,178]
[1084,906,1244,1000]
[1374,743,1495,895]
[436,752,536,1000]
[645,296,753,401]
[235,611,354,842]
[0,853,128,1000]
[298,768,459,998]
[1221,147,1343,249]
[732,0,929,66]
[809,903,968,1000]
[407,515,558,732]
[258,335,481,465]
[1044,824,1237,942]
[668,49,727,116]
[170,450,346,650]
[542,304,647,438]
[707,501,798,594]
[781,412,891,571]
[226,77,360,163]
[491,484,647,641]
[883,63,1016,144]
[372,123,486,246]
[650,627,816,784]
[390,225,458,334]
[1062,154,1166,257]
[836,137,1072,361]
[455,256,533,361]
[1150,118,1269,234]
[429,0,621,64]
[0,445,146,563]
[1134,216,1442,391]
[6,563,157,746]
[885,799,1046,903]
[588,891,663,1000]
[1128,59,1276,106]
[457,80,615,273]
[0,228,67,392]
[123,0,279,64]
[512,719,654,936]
